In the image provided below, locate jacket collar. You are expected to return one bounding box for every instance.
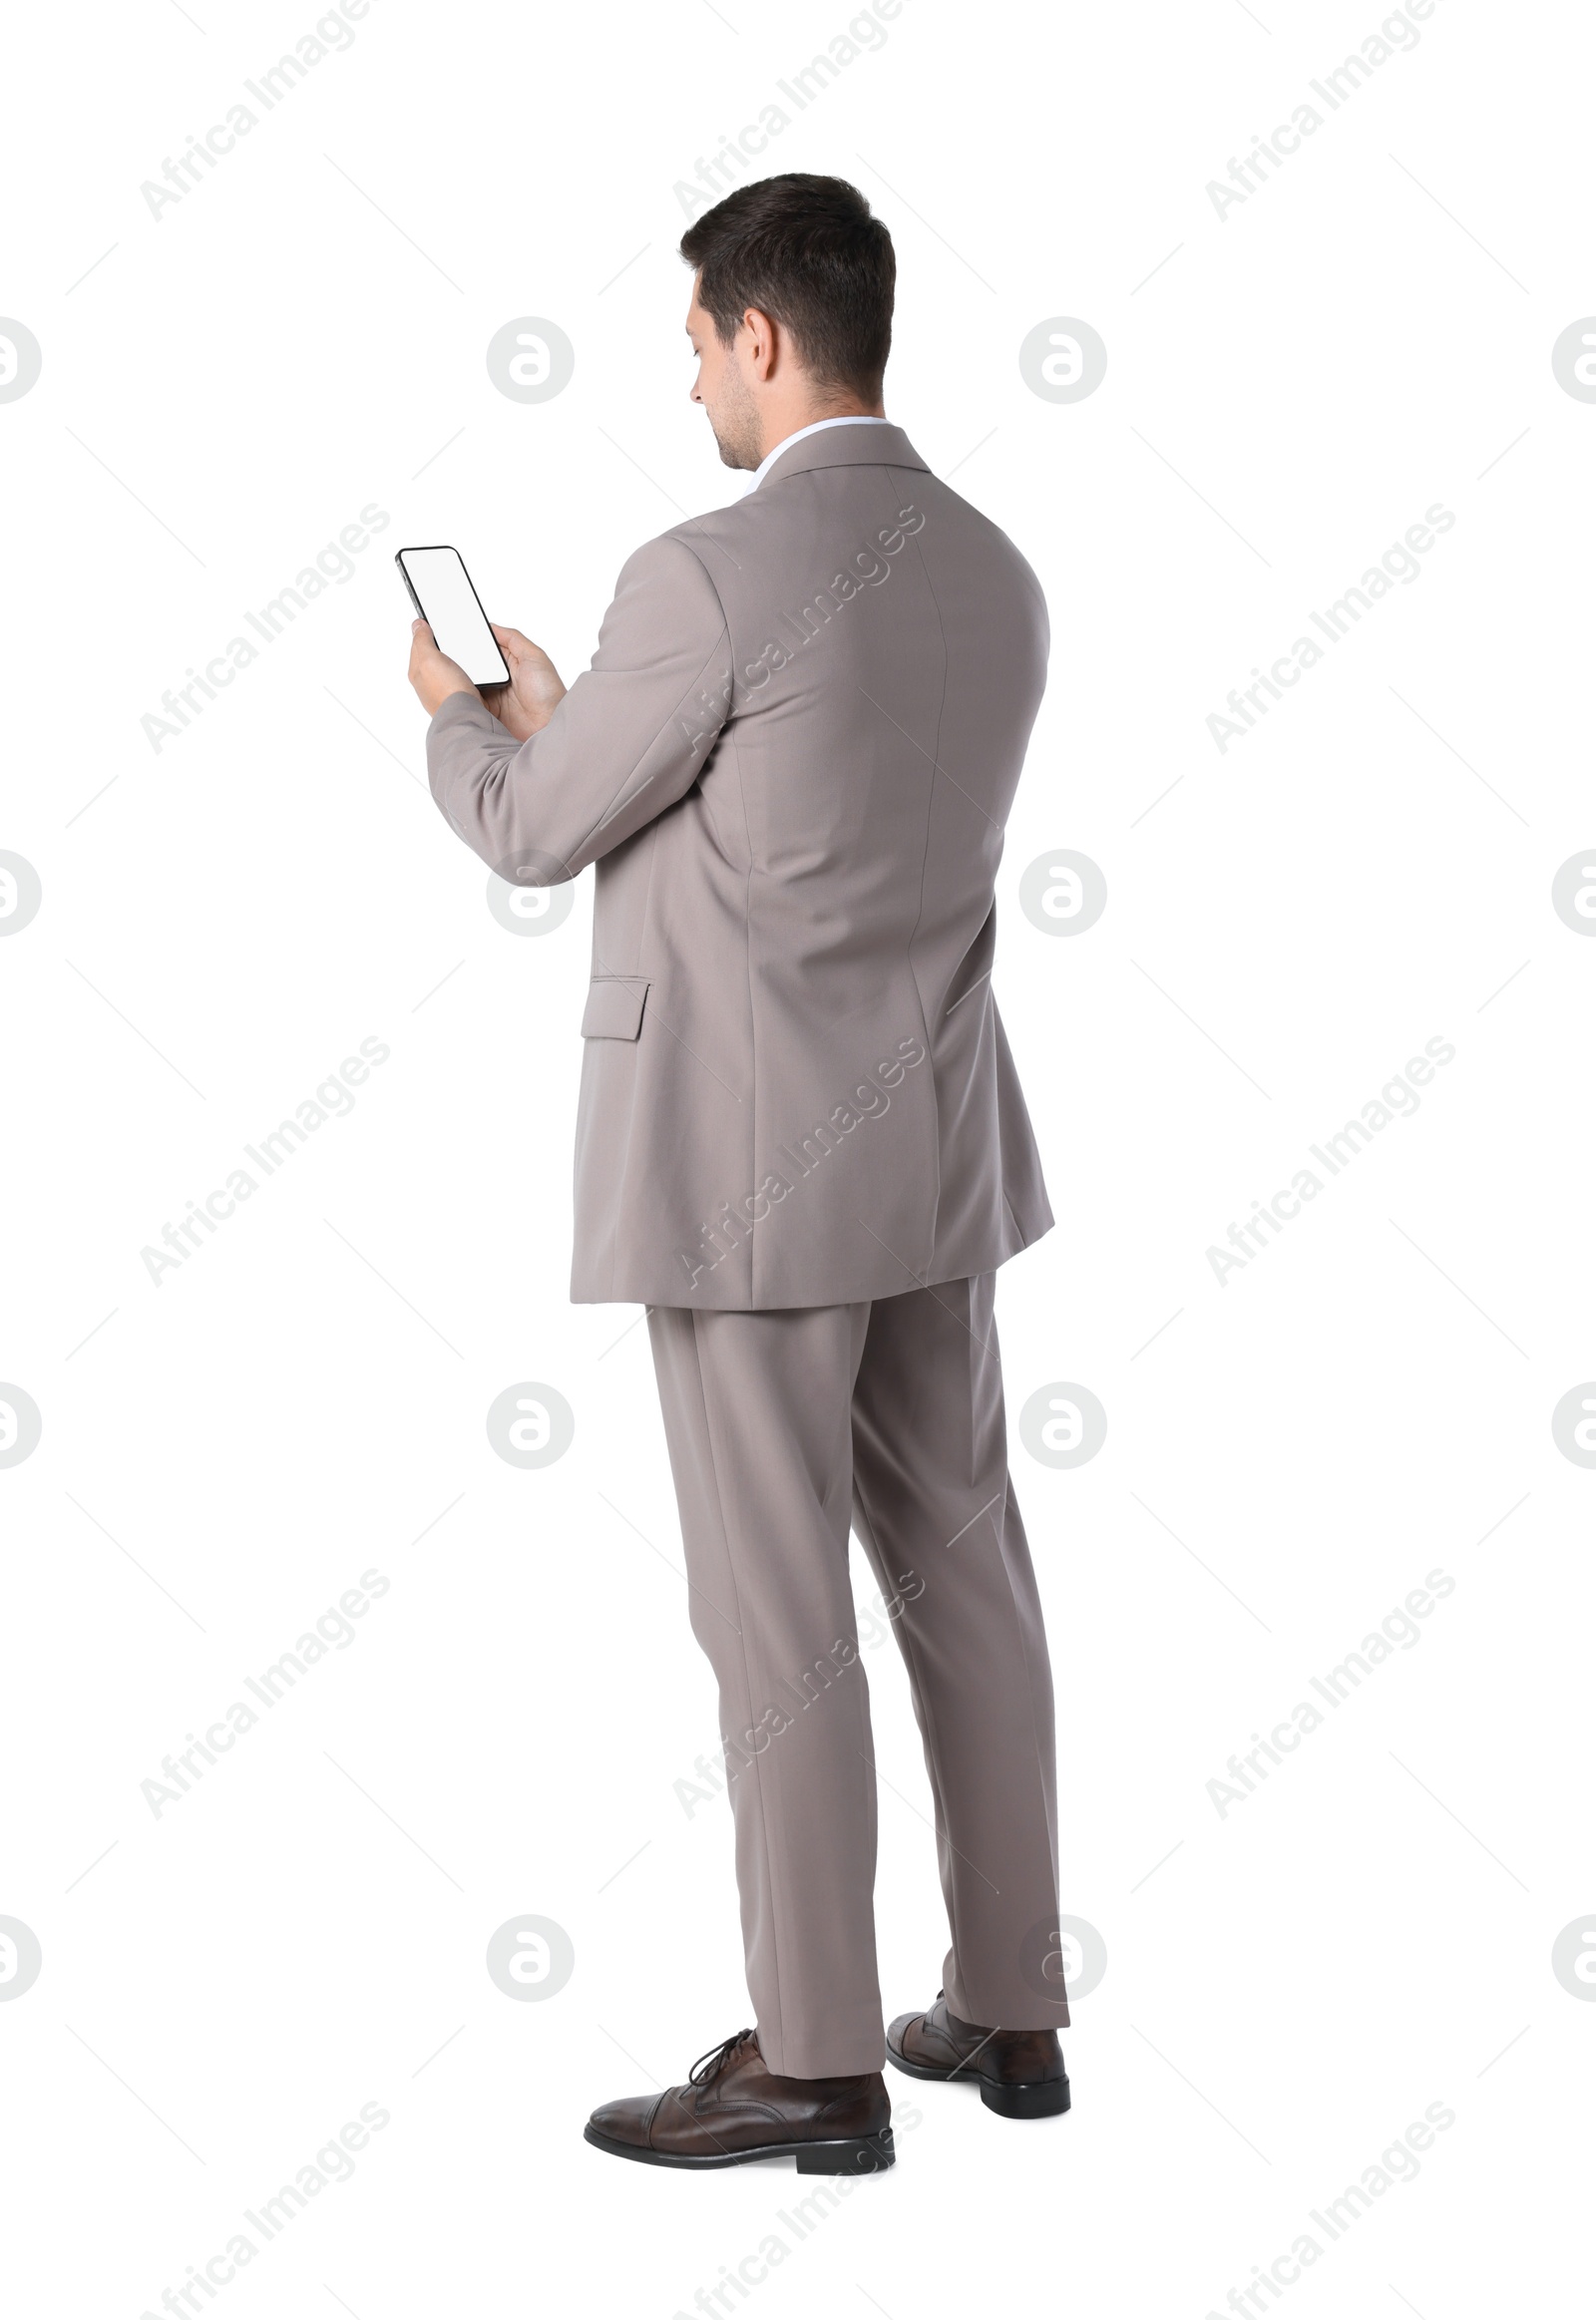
[755,420,930,489]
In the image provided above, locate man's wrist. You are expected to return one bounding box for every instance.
[426,677,489,723]
[428,680,483,719]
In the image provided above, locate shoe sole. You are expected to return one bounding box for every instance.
[583,2124,896,2172]
[885,2042,1070,2120]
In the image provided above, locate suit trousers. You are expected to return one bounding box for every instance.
[646,1272,1064,2079]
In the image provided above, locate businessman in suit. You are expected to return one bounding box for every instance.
[408,175,1068,2173]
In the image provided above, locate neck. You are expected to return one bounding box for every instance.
[759,404,887,462]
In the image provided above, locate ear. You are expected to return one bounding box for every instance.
[738,305,780,383]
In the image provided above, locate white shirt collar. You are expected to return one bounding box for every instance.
[752,414,894,489]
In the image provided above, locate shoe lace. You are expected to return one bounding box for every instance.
[687,2028,755,2087]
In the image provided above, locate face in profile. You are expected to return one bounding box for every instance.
[686,286,762,471]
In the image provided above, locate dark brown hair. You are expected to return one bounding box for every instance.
[680,174,895,398]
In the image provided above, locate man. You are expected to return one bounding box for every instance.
[407,174,1068,2173]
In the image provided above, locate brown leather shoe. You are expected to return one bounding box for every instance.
[887,1993,1070,2120]
[584,2029,895,2172]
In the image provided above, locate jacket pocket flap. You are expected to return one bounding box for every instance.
[581,976,650,1040]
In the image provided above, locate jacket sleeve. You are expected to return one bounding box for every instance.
[425,532,732,884]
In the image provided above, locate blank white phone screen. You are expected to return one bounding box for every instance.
[399,548,509,686]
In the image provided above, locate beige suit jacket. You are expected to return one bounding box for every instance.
[426,422,1053,1308]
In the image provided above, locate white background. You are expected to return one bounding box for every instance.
[3,0,1592,2313]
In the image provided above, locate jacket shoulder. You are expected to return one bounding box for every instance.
[921,474,1048,619]
[615,526,723,584]
[603,528,731,629]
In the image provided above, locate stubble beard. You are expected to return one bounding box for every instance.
[707,369,762,471]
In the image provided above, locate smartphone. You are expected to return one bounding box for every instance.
[395,546,512,687]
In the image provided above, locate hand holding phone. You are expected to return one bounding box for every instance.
[396,546,512,687]
[476,625,569,742]
[399,543,569,737]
